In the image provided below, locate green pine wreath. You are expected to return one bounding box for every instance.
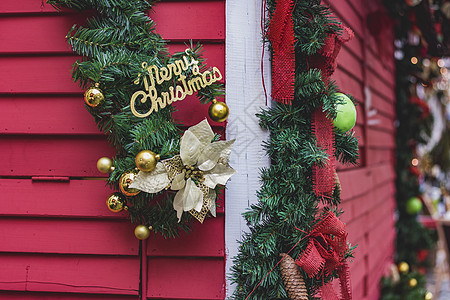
[48,0,225,238]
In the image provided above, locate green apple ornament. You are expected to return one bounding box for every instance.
[406,197,423,215]
[333,93,357,132]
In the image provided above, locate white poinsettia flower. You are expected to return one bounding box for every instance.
[129,162,170,193]
[127,119,236,223]
[171,119,236,222]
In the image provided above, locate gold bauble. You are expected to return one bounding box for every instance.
[398,262,410,274]
[425,291,433,300]
[134,225,151,240]
[119,170,141,196]
[84,83,104,107]
[97,157,114,173]
[208,99,229,122]
[106,192,126,213]
[409,278,418,287]
[135,150,160,172]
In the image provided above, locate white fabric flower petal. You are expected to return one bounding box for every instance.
[179,119,215,166]
[187,119,214,147]
[203,163,236,188]
[207,189,217,218]
[171,172,186,190]
[173,197,184,223]
[218,139,235,161]
[172,178,203,222]
[180,130,203,167]
[197,139,235,171]
[129,162,170,193]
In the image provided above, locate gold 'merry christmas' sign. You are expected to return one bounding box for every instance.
[131,49,223,118]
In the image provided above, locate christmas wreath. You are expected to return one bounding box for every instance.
[48,0,234,239]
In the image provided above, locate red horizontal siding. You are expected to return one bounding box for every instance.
[147,258,225,299]
[151,1,225,42]
[0,254,139,295]
[0,179,224,217]
[0,217,224,256]
[0,15,86,53]
[1,180,120,217]
[0,56,80,94]
[0,93,226,136]
[0,0,64,13]
[0,50,224,95]
[0,219,139,255]
[334,68,364,101]
[0,136,115,177]
[0,2,224,54]
[0,96,99,135]
[0,291,136,299]
[323,0,397,298]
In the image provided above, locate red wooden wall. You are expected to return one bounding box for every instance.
[325,0,397,299]
[0,0,226,299]
[0,0,396,299]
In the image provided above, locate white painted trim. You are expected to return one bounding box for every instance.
[225,0,270,297]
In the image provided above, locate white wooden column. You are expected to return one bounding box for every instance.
[225,0,270,296]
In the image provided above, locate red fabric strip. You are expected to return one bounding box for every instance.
[267,0,296,104]
[312,108,335,197]
[311,25,353,197]
[295,212,352,300]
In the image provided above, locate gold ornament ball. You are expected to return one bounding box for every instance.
[134,225,151,240]
[208,99,229,122]
[398,262,410,274]
[409,278,418,288]
[84,83,104,107]
[119,170,141,196]
[425,291,433,300]
[106,192,126,213]
[135,150,159,172]
[97,157,114,173]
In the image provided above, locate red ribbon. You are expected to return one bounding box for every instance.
[309,25,353,82]
[310,25,353,197]
[296,211,352,300]
[267,0,296,104]
[312,108,336,197]
[409,96,430,120]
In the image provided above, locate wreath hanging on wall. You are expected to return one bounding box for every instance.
[47,0,234,239]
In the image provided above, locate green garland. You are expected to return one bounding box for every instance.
[383,0,437,266]
[380,0,444,298]
[229,1,359,299]
[394,39,435,266]
[48,0,224,238]
[381,270,429,300]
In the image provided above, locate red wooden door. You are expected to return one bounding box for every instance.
[0,0,226,299]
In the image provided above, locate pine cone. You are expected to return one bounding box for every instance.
[334,171,341,194]
[279,253,308,300]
